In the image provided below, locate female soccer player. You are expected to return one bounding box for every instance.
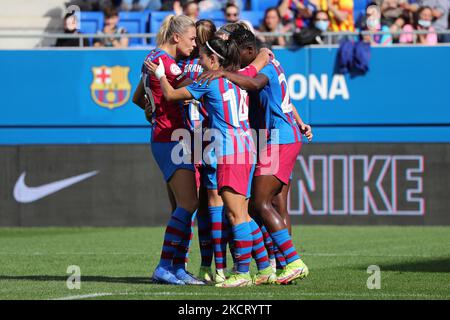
[135,14,204,285]
[268,107,312,272]
[174,19,219,284]
[179,20,233,284]
[197,28,312,284]
[213,23,279,285]
[160,21,275,285]
[146,37,272,288]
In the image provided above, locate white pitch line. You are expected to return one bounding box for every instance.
[51,291,448,301]
[53,293,114,300]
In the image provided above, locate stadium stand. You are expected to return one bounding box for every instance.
[117,11,150,46]
[353,0,368,28]
[199,10,227,26]
[149,11,174,45]
[79,11,104,46]
[0,0,384,48]
[80,10,150,46]
[196,10,264,29]
[240,10,264,29]
[250,0,280,11]
[148,10,264,45]
[0,0,67,48]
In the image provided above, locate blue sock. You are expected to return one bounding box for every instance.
[159,207,193,268]
[249,219,270,270]
[232,222,253,273]
[197,208,213,267]
[270,228,300,264]
[274,245,287,269]
[173,210,197,270]
[258,223,275,261]
[210,206,228,270]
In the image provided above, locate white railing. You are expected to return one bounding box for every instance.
[0,30,449,47]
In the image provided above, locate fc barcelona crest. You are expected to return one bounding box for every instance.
[90,66,131,109]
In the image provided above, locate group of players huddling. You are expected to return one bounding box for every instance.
[133,14,313,288]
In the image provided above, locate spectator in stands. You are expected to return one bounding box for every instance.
[93,7,129,47]
[320,0,355,32]
[120,0,162,11]
[224,2,240,23]
[55,12,90,47]
[159,0,181,11]
[258,7,289,46]
[66,0,128,11]
[388,7,411,38]
[313,9,331,32]
[216,21,253,41]
[360,2,393,45]
[399,5,438,44]
[388,0,448,42]
[375,0,409,27]
[65,0,97,11]
[223,2,255,30]
[277,0,316,31]
[183,1,200,21]
[199,0,244,12]
[292,10,331,45]
[420,0,449,42]
[160,0,225,15]
[160,0,245,14]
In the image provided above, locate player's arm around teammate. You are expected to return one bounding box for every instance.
[146,45,252,232]
[147,37,270,287]
[141,15,206,286]
[200,30,310,284]
[195,50,273,86]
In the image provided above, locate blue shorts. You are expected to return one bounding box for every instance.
[202,163,217,190]
[151,140,195,182]
[247,164,256,198]
[201,147,217,190]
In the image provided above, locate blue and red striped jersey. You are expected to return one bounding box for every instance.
[256,59,301,144]
[186,78,255,157]
[178,57,204,81]
[141,48,185,142]
[177,58,208,132]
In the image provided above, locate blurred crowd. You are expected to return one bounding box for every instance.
[57,0,450,47]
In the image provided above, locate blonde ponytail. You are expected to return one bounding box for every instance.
[156,14,195,46]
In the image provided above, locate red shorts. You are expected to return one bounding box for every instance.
[254,142,302,185]
[217,153,255,197]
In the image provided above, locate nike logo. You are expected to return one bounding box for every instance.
[13,171,99,203]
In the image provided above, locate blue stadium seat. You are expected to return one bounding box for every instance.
[354,0,368,28]
[199,10,227,28]
[250,0,279,11]
[79,12,104,46]
[148,10,264,45]
[252,0,369,29]
[149,11,174,45]
[199,10,264,30]
[118,11,150,46]
[241,10,264,29]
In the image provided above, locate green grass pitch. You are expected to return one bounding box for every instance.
[0,226,449,300]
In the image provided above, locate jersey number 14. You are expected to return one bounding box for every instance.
[223,88,249,127]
